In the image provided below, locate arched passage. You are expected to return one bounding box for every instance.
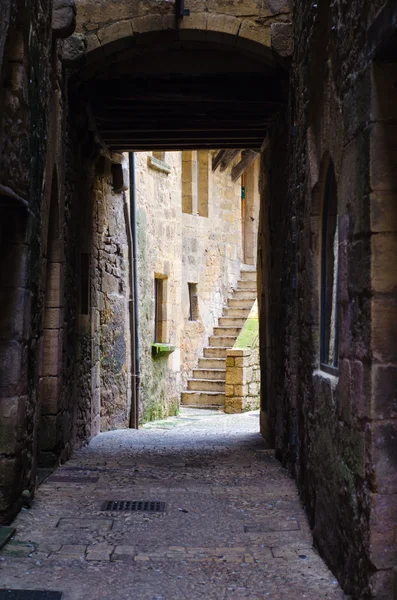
[68,4,290,151]
[66,6,290,435]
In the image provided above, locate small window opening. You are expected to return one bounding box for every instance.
[80,253,90,315]
[154,276,167,342]
[182,151,209,217]
[320,165,339,373]
[188,283,199,321]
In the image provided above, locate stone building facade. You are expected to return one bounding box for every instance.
[258,2,397,598]
[0,0,396,598]
[94,150,259,427]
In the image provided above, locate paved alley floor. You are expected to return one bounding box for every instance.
[0,409,348,600]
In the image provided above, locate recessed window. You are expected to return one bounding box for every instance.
[188,283,199,321]
[182,151,209,217]
[320,164,339,373]
[154,276,167,342]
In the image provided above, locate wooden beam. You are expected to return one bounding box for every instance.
[212,150,226,172]
[219,149,241,172]
[231,150,259,182]
[109,142,260,151]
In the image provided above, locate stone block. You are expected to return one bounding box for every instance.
[45,262,63,308]
[85,33,101,54]
[271,22,293,57]
[248,381,260,396]
[52,0,76,39]
[370,123,397,191]
[0,458,17,487]
[102,271,119,295]
[43,307,63,329]
[372,365,397,420]
[225,385,234,396]
[97,20,133,56]
[238,20,271,49]
[226,367,244,385]
[132,15,163,35]
[0,243,28,289]
[40,377,60,415]
[371,421,397,494]
[0,397,19,454]
[371,233,397,293]
[371,62,397,123]
[370,492,397,571]
[371,297,397,363]
[206,14,240,37]
[178,13,207,40]
[225,357,234,367]
[39,415,57,451]
[0,340,21,388]
[234,385,246,396]
[0,288,29,340]
[62,33,87,66]
[369,570,395,600]
[370,191,397,233]
[42,330,62,377]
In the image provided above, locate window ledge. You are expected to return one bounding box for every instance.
[147,156,171,174]
[313,368,339,387]
[151,343,176,358]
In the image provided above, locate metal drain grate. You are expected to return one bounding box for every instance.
[101,500,165,512]
[0,591,62,599]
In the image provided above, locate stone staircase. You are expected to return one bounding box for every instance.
[181,267,257,409]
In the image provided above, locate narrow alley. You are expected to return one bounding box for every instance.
[0,410,345,600]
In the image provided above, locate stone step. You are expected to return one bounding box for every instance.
[218,317,246,327]
[223,307,251,318]
[198,357,226,369]
[237,280,257,291]
[231,289,257,301]
[213,326,241,337]
[193,368,226,380]
[188,379,225,392]
[240,269,257,281]
[204,347,228,358]
[179,404,224,411]
[228,298,255,309]
[181,391,225,407]
[209,335,236,347]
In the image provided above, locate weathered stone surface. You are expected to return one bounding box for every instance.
[52,0,77,39]
[62,33,87,65]
[271,22,294,57]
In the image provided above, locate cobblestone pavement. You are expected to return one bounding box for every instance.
[0,409,348,599]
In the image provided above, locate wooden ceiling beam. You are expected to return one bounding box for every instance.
[231,149,260,181]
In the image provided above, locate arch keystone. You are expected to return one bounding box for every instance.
[206,14,240,38]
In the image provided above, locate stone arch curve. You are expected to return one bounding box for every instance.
[70,0,292,79]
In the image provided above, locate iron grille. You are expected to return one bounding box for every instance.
[101,500,165,513]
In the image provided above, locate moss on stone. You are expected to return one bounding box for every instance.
[234,300,259,349]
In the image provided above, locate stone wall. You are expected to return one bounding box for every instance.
[134,151,254,423]
[258,1,397,598]
[135,152,183,423]
[180,152,248,386]
[93,155,131,432]
[225,301,260,414]
[0,0,80,521]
